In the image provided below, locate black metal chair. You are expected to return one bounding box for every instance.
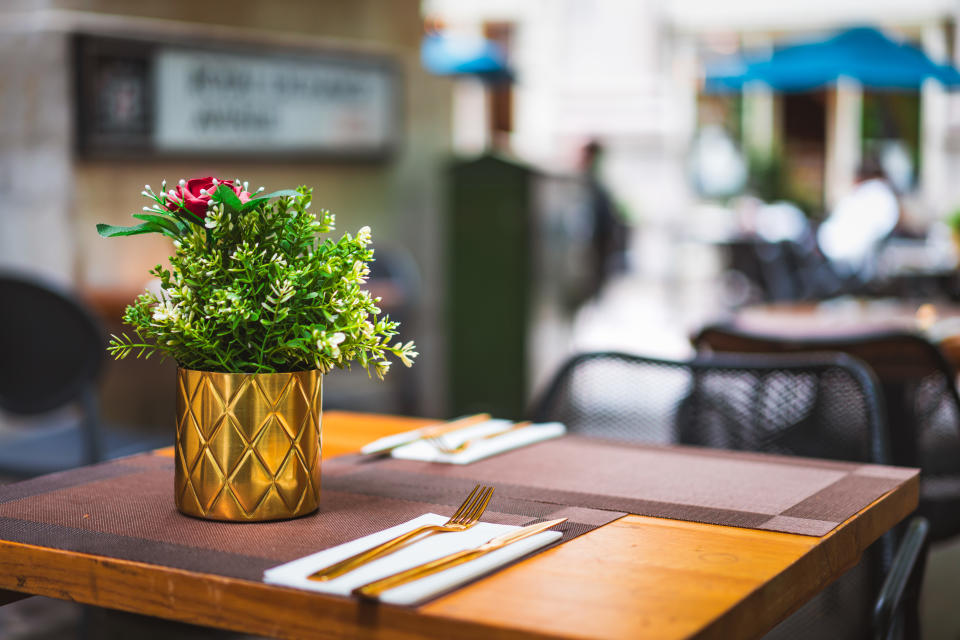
[874,516,929,640]
[529,351,924,640]
[0,271,168,478]
[694,324,960,543]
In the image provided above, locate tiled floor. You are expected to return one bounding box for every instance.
[922,537,960,640]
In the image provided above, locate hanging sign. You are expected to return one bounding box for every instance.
[76,35,400,159]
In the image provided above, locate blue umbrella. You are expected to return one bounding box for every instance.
[706,27,960,92]
[421,34,513,82]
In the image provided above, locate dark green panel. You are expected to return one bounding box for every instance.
[447,155,532,419]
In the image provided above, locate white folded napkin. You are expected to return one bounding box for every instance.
[263,513,562,605]
[359,421,451,456]
[389,420,566,464]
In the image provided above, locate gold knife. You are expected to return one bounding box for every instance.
[352,517,567,599]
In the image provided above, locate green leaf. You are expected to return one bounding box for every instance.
[214,184,244,213]
[133,213,185,236]
[240,189,301,212]
[167,205,205,228]
[97,222,155,238]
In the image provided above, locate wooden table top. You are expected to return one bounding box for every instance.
[733,299,960,338]
[0,411,918,640]
[731,299,960,370]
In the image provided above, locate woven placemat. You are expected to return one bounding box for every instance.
[0,453,619,585]
[327,435,918,537]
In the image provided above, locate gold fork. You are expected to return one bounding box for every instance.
[307,484,494,582]
[426,422,532,455]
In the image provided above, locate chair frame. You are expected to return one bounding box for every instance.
[530,349,889,464]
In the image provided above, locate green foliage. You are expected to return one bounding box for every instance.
[948,208,960,233]
[101,180,417,377]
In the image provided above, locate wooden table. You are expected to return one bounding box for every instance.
[0,411,918,640]
[732,299,960,370]
[733,299,960,334]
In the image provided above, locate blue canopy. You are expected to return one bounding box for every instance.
[706,27,960,92]
[421,34,513,82]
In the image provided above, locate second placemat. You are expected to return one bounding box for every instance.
[327,436,918,536]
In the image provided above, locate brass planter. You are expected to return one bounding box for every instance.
[174,368,322,521]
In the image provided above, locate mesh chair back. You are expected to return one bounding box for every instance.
[529,350,890,640]
[0,272,105,415]
[695,324,960,542]
[530,351,886,464]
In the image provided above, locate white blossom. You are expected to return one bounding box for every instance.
[356,225,372,245]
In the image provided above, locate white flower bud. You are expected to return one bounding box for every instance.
[356,226,372,245]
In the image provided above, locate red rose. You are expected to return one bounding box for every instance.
[165,177,251,220]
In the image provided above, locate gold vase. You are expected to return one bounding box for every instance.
[174,368,322,521]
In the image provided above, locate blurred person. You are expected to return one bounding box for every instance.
[755,201,810,244]
[816,159,900,281]
[580,140,627,295]
[688,124,747,199]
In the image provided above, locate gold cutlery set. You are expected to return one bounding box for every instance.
[306,483,566,600]
[425,421,533,454]
[360,413,535,456]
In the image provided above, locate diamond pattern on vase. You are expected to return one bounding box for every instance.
[227,450,275,515]
[207,415,248,477]
[174,368,322,521]
[191,449,228,511]
[196,377,228,440]
[176,402,205,472]
[275,446,312,510]
[252,415,293,475]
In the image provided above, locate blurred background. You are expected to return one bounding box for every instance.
[5,0,960,637]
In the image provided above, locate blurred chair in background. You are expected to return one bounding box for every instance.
[694,325,960,543]
[721,235,846,303]
[0,271,168,479]
[529,350,925,640]
[367,246,421,414]
[530,350,885,461]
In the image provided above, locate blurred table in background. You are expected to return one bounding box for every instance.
[732,299,960,370]
[874,237,960,300]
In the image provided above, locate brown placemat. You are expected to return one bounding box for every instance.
[0,453,620,587]
[327,436,918,537]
